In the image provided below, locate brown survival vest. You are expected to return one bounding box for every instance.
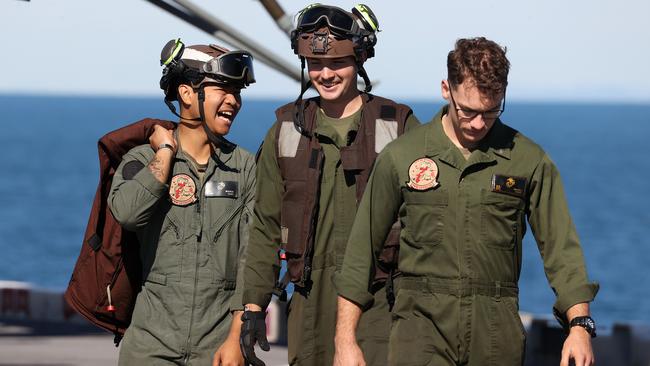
[275,94,411,291]
[64,118,174,344]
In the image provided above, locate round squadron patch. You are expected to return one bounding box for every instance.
[169,174,197,206]
[407,157,439,191]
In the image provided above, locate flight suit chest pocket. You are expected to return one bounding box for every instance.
[147,210,184,281]
[206,196,246,284]
[402,188,448,247]
[481,191,524,250]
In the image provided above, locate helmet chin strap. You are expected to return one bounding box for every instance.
[293,56,313,137]
[357,62,372,93]
[197,87,236,152]
[164,98,201,122]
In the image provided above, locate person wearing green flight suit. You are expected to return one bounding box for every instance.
[109,39,256,365]
[334,37,599,366]
[239,4,419,366]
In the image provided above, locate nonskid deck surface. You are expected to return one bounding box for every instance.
[0,319,289,366]
[0,280,290,365]
[2,281,650,365]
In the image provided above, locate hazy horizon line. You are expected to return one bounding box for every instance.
[2,91,650,106]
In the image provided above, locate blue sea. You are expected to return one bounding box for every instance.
[1,95,649,327]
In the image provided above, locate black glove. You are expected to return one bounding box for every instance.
[239,310,270,366]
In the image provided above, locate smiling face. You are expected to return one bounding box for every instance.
[307,56,359,104]
[201,84,242,136]
[179,83,242,136]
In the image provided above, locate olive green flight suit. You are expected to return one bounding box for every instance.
[109,139,256,365]
[335,106,599,366]
[243,108,420,365]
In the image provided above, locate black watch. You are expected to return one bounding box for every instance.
[570,316,597,338]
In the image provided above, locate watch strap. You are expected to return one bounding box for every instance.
[157,143,175,152]
[570,316,597,338]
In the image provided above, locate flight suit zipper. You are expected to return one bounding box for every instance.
[212,200,246,244]
[184,186,203,365]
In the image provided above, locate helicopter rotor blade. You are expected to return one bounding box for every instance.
[257,0,293,37]
[145,0,301,82]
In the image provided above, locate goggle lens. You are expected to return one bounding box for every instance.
[204,51,255,85]
[298,6,355,33]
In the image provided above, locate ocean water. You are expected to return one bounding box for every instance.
[0,95,649,327]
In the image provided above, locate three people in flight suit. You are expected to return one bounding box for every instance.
[334,37,599,366]
[106,10,598,366]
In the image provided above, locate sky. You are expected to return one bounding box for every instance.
[1,0,649,102]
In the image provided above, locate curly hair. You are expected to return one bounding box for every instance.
[447,37,510,97]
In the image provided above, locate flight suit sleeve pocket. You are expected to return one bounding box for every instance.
[145,273,167,286]
[481,191,524,250]
[402,189,448,247]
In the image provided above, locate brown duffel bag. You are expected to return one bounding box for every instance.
[64,118,174,345]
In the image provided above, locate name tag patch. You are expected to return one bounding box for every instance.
[491,174,526,198]
[205,180,238,198]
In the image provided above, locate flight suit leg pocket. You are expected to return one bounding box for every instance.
[487,297,526,366]
[402,189,448,248]
[287,294,314,365]
[389,289,437,366]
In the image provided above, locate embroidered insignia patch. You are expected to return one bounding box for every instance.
[122,160,145,180]
[407,158,439,191]
[491,174,527,198]
[169,174,197,206]
[311,31,329,54]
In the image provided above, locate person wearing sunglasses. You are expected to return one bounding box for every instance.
[334,37,599,366]
[108,39,256,365]
[239,4,420,366]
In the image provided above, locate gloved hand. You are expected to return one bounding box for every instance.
[239,310,270,366]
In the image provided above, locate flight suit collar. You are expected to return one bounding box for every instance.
[173,129,236,181]
[425,106,513,169]
[424,106,466,170]
[479,119,513,160]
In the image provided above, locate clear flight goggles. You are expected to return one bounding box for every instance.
[295,3,378,36]
[201,51,256,86]
[161,39,255,87]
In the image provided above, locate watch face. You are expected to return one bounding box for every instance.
[571,316,596,337]
[579,317,595,329]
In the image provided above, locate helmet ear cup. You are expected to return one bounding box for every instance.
[290,29,300,55]
[351,4,378,60]
[364,34,376,58]
[160,39,185,68]
[352,4,379,32]
[160,39,186,100]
